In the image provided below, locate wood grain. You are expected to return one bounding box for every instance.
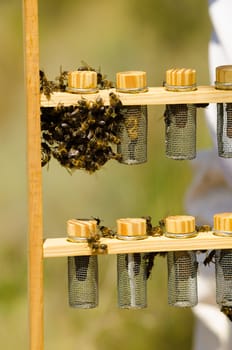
[23,0,44,349]
[41,86,232,107]
[43,232,232,258]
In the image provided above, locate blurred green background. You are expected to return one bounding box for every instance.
[0,0,213,349]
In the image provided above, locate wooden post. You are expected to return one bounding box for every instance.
[22,0,44,349]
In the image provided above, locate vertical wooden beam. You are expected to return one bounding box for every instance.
[22,0,44,349]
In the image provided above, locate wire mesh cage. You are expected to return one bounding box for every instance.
[217,103,232,157]
[116,218,147,308]
[164,104,196,160]
[116,71,148,165]
[117,105,147,164]
[215,249,232,307]
[164,215,198,307]
[117,253,147,309]
[167,250,198,307]
[68,255,98,309]
[66,219,99,308]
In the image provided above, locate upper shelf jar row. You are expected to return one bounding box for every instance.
[40,66,232,172]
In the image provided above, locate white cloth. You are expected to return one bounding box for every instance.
[185,1,232,349]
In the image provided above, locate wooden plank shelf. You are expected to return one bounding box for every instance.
[43,232,232,258]
[40,86,232,107]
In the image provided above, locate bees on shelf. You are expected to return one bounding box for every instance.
[77,61,115,89]
[86,217,117,254]
[41,93,124,173]
[142,216,165,237]
[196,224,212,232]
[40,67,69,99]
[87,233,108,254]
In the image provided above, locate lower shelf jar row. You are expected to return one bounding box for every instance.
[67,249,232,311]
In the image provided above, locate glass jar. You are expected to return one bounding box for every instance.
[164,68,197,160]
[215,65,232,158]
[165,215,198,307]
[66,219,99,308]
[213,213,232,307]
[116,218,147,309]
[116,71,148,164]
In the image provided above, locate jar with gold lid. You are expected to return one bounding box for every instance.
[214,213,232,307]
[165,215,198,307]
[215,65,232,157]
[116,218,147,309]
[164,68,197,160]
[116,71,148,165]
[67,219,98,309]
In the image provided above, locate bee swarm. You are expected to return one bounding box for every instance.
[41,93,123,173]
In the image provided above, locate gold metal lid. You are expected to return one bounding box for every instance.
[165,215,195,234]
[67,219,97,241]
[67,70,98,93]
[165,68,197,91]
[116,71,148,93]
[117,218,147,239]
[214,212,232,232]
[215,65,232,90]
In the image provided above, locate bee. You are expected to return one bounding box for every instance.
[41,142,51,167]
[151,225,164,236]
[87,233,108,254]
[92,217,116,238]
[203,250,216,266]
[98,243,108,254]
[99,226,116,238]
[196,224,212,232]
[40,70,55,100]
[143,252,156,279]
[221,306,232,321]
[142,216,153,235]
[87,233,100,252]
[109,92,123,112]
[77,60,95,72]
[77,61,115,89]
[152,218,165,237]
[194,103,209,109]
[55,66,69,91]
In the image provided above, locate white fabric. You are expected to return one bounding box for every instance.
[185,1,232,349]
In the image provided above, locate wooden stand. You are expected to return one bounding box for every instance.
[23,1,232,349]
[23,1,43,349]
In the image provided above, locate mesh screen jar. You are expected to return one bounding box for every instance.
[213,213,232,307]
[67,219,98,308]
[165,215,198,307]
[116,71,148,165]
[164,68,197,160]
[116,218,147,309]
[215,65,232,157]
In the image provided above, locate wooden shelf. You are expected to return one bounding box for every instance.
[40,86,232,107]
[43,232,232,258]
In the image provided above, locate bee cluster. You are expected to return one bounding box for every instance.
[40,67,69,100]
[40,64,122,173]
[41,93,124,173]
[40,62,114,101]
